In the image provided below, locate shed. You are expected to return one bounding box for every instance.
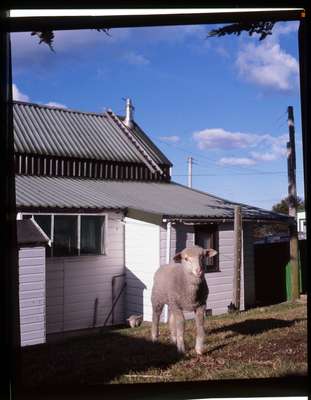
[17,219,49,346]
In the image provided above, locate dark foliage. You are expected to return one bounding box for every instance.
[31,31,55,51]
[253,223,288,240]
[31,21,275,51]
[272,196,305,214]
[30,28,110,51]
[207,21,276,41]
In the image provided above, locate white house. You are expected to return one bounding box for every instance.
[14,100,291,337]
[297,211,307,239]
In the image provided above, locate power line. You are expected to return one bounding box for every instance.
[153,136,267,174]
[172,169,303,177]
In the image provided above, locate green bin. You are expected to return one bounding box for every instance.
[285,252,302,301]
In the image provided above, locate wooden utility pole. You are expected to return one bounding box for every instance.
[233,205,242,310]
[187,156,193,188]
[287,106,300,301]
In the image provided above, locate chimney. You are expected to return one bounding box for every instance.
[124,98,134,129]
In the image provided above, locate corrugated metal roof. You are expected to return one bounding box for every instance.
[15,175,290,222]
[13,101,172,167]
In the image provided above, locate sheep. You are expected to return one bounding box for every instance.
[151,245,217,355]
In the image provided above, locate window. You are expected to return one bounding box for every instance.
[22,213,106,257]
[33,214,51,237]
[54,215,78,257]
[33,215,52,257]
[80,215,105,255]
[195,225,219,273]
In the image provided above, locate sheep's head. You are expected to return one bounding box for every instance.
[173,245,217,278]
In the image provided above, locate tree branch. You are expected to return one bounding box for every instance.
[30,28,110,51]
[207,22,276,41]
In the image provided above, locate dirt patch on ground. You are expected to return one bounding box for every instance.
[209,325,307,363]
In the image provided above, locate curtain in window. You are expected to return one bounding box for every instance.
[80,216,105,255]
[53,215,78,257]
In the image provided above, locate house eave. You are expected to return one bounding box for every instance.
[162,216,293,224]
[16,205,126,214]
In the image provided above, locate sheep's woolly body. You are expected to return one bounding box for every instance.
[151,245,217,355]
[151,263,208,312]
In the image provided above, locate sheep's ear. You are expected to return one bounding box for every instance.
[205,248,217,258]
[173,252,182,262]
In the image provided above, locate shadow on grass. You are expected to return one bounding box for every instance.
[210,318,306,336]
[19,329,182,389]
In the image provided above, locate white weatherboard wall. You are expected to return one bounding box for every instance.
[46,211,125,334]
[125,217,160,322]
[206,223,239,315]
[159,222,255,316]
[19,246,46,346]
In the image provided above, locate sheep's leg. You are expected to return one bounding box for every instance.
[151,305,163,342]
[174,309,185,353]
[168,308,177,344]
[194,306,206,355]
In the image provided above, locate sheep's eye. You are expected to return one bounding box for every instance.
[184,256,189,261]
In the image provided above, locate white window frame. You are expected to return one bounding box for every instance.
[20,212,108,257]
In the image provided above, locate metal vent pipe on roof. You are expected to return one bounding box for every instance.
[124,98,134,129]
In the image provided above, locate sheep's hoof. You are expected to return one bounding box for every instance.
[195,347,204,355]
[177,346,185,354]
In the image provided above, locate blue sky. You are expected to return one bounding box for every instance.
[11,21,304,210]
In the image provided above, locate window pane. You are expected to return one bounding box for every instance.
[80,216,105,255]
[33,215,51,238]
[195,226,219,272]
[54,215,78,257]
[33,215,52,257]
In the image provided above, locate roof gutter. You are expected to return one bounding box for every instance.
[162,217,294,224]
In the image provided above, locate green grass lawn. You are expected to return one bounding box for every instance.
[20,301,307,387]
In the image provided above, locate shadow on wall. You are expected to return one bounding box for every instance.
[125,268,147,319]
[19,329,183,389]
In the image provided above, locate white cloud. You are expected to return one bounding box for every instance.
[45,101,68,109]
[273,21,299,38]
[159,135,180,143]
[236,42,299,92]
[11,25,205,71]
[218,157,256,166]
[11,29,131,71]
[12,84,29,101]
[193,128,288,166]
[193,128,261,150]
[123,51,150,66]
[235,21,299,92]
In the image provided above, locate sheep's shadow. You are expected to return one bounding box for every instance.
[19,328,182,390]
[210,318,305,336]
